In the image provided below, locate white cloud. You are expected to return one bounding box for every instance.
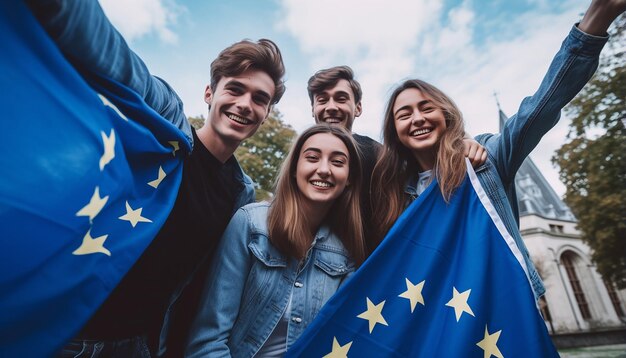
[276,0,444,139]
[99,0,183,43]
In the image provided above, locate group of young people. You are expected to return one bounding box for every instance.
[26,0,625,356]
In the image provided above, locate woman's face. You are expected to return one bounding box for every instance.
[296,132,350,210]
[392,88,447,168]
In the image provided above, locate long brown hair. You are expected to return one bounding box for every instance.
[371,79,466,244]
[268,124,366,264]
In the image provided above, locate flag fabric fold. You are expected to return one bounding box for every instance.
[287,161,558,357]
[0,1,191,356]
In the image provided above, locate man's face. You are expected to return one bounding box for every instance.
[312,79,362,131]
[205,69,275,145]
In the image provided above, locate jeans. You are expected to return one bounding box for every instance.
[59,336,151,358]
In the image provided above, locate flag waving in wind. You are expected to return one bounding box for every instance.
[0,1,191,356]
[287,160,558,357]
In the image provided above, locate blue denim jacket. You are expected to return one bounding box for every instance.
[186,202,356,358]
[405,25,607,301]
[30,0,193,145]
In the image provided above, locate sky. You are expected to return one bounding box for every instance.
[99,0,603,197]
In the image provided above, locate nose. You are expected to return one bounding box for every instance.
[411,113,425,126]
[325,98,339,112]
[317,159,331,177]
[236,93,253,115]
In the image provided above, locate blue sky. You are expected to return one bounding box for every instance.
[100,0,599,197]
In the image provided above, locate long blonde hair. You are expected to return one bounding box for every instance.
[371,79,466,244]
[268,124,366,264]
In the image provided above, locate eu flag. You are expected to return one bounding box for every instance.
[287,161,558,357]
[0,1,191,356]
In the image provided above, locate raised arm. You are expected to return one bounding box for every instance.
[478,0,624,184]
[25,0,190,137]
[578,0,626,35]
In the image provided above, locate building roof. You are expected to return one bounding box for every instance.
[498,109,576,221]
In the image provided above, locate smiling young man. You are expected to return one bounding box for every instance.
[307,66,382,253]
[26,1,285,356]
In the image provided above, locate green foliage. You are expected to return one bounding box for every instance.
[553,16,626,288]
[235,109,297,201]
[186,111,297,200]
[188,115,205,130]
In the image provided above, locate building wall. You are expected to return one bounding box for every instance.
[520,214,626,333]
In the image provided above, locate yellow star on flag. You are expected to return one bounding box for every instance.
[476,325,504,358]
[98,93,128,121]
[72,229,110,256]
[445,287,475,322]
[169,141,180,156]
[322,337,352,358]
[76,186,109,222]
[398,278,425,312]
[357,297,388,333]
[99,129,116,171]
[118,201,152,227]
[147,166,166,188]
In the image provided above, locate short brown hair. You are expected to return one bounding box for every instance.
[210,39,286,105]
[307,65,362,105]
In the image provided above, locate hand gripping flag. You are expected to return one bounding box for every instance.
[0,1,191,356]
[287,160,558,357]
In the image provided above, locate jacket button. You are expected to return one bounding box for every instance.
[292,316,302,323]
[294,282,303,288]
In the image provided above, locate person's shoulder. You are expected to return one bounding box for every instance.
[352,133,381,148]
[239,202,271,235]
[242,201,270,212]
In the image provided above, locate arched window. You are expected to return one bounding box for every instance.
[561,251,591,320]
[604,280,625,318]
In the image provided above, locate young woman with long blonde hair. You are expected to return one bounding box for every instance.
[371,0,624,301]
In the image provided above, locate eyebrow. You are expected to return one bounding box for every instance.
[225,79,272,103]
[302,147,349,158]
[393,99,430,116]
[315,90,351,99]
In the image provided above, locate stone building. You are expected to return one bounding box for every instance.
[500,109,626,342]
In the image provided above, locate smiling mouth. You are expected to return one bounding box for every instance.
[311,180,334,188]
[410,128,433,136]
[227,113,253,125]
[323,117,343,124]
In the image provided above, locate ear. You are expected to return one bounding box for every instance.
[204,85,213,106]
[262,105,274,124]
[355,102,362,117]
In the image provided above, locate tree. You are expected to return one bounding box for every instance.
[188,110,297,201]
[553,16,626,288]
[236,109,296,200]
[188,115,205,130]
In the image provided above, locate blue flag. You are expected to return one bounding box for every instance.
[287,161,558,357]
[0,2,191,356]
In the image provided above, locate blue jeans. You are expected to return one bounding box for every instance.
[59,336,151,358]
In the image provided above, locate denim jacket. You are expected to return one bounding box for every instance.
[186,202,356,358]
[29,0,193,145]
[405,25,607,301]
